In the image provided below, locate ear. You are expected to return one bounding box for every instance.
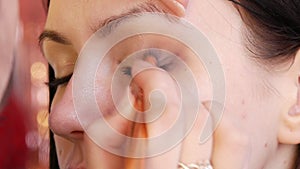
[160,0,189,17]
[278,50,300,144]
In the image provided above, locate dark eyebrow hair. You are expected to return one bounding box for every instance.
[90,2,164,33]
[39,2,164,50]
[39,30,71,47]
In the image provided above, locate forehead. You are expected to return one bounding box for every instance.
[45,0,148,51]
[45,0,241,52]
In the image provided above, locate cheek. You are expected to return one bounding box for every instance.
[95,82,116,116]
[224,71,275,136]
[94,60,118,116]
[185,55,213,102]
[215,63,281,166]
[54,135,75,168]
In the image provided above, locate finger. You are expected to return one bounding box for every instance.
[159,0,188,17]
[86,93,137,169]
[129,58,183,169]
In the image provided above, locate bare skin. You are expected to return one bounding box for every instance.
[41,0,300,168]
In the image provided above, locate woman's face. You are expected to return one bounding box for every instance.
[42,0,299,168]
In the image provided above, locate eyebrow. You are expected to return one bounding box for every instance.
[38,2,164,49]
[39,30,71,46]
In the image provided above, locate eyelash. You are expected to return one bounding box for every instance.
[47,49,175,87]
[47,74,73,88]
[121,52,174,77]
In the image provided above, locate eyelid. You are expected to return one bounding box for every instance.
[43,41,77,74]
[50,61,75,77]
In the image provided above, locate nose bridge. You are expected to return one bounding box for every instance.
[49,77,83,138]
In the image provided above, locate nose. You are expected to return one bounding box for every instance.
[49,76,84,140]
[130,59,182,137]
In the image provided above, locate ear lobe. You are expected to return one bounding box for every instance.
[160,0,189,17]
[278,52,300,144]
[278,102,300,144]
[278,59,300,144]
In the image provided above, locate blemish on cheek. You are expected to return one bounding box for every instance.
[264,142,268,148]
[241,99,245,105]
[240,99,247,119]
[241,112,247,119]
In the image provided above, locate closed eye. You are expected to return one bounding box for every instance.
[46,74,73,88]
[121,49,175,77]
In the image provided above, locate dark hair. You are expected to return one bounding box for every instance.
[230,0,300,64]
[47,0,300,169]
[230,1,300,167]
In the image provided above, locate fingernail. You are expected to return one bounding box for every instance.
[177,0,189,8]
[144,55,158,66]
[172,0,186,16]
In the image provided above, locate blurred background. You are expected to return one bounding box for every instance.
[0,0,49,168]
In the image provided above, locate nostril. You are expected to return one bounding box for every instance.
[69,131,84,140]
